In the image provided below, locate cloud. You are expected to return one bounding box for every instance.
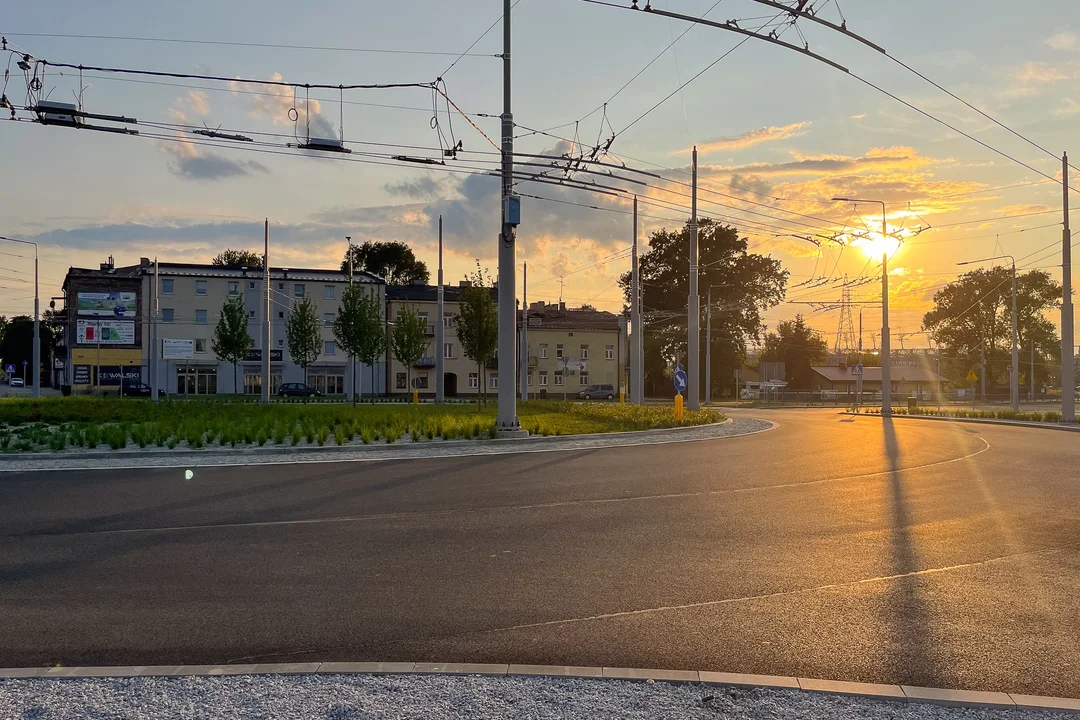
[850,113,866,120]
[1056,97,1080,116]
[1015,61,1070,84]
[698,146,934,178]
[187,90,210,116]
[167,151,269,181]
[1046,31,1078,51]
[676,122,810,155]
[384,176,448,200]
[229,72,336,140]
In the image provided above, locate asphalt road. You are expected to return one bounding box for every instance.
[2,409,1079,697]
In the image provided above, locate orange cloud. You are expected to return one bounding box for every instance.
[675,122,810,155]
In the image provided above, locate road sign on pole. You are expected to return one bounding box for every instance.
[4,364,13,375]
[673,364,688,394]
[965,369,978,382]
[851,364,863,376]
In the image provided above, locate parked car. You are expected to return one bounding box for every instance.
[121,381,152,397]
[9,377,25,388]
[577,383,615,400]
[278,382,322,397]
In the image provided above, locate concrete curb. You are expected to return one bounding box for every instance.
[845,411,1080,433]
[1,663,1077,713]
[0,419,734,463]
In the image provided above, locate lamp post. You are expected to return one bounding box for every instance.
[958,255,1018,411]
[831,198,891,414]
[0,235,39,399]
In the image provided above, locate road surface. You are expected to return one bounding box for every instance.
[2,409,1078,697]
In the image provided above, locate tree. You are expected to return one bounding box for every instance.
[619,218,787,399]
[923,267,1060,389]
[455,263,498,407]
[211,296,253,394]
[212,249,263,269]
[0,315,55,385]
[334,284,385,402]
[286,296,322,379]
[390,305,430,396]
[341,241,430,285]
[760,315,829,389]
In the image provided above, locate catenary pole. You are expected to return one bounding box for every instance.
[436,219,446,403]
[631,195,642,404]
[496,0,520,430]
[1062,153,1075,423]
[262,219,271,403]
[688,147,700,410]
[520,260,528,402]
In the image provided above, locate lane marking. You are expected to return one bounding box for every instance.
[481,542,1076,634]
[18,436,991,539]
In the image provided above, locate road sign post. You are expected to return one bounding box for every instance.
[851,363,863,412]
[966,369,978,410]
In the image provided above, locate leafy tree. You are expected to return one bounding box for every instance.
[211,296,253,394]
[390,305,430,396]
[923,267,1060,388]
[355,289,388,400]
[334,284,386,402]
[212,249,263,269]
[286,296,322,377]
[0,315,55,385]
[619,218,787,398]
[455,263,498,407]
[760,315,829,389]
[341,241,430,285]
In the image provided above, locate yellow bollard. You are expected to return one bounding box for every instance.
[674,393,684,420]
[412,389,419,404]
[620,391,625,404]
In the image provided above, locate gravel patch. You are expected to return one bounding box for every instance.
[0,418,772,472]
[0,675,1074,720]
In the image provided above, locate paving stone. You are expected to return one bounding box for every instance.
[318,662,416,674]
[901,685,1015,708]
[507,665,604,678]
[602,667,699,683]
[1008,694,1080,712]
[411,663,508,676]
[798,677,906,700]
[698,671,800,689]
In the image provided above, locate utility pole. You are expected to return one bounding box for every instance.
[857,310,863,411]
[631,195,642,404]
[152,257,159,401]
[436,220,445,403]
[688,146,700,411]
[496,0,521,431]
[520,260,528,402]
[1062,152,1075,423]
[1031,342,1036,402]
[262,219,271,403]
[347,235,357,402]
[0,236,40,398]
[705,288,711,405]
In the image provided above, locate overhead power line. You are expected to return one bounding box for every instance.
[441,0,524,76]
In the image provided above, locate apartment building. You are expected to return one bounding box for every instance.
[62,257,386,396]
[386,284,498,397]
[521,302,628,400]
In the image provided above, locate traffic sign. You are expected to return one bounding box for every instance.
[673,365,688,393]
[965,369,978,382]
[851,364,863,376]
[3,364,13,375]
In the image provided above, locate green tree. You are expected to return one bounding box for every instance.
[341,241,430,285]
[211,296,253,394]
[286,296,322,378]
[0,315,55,385]
[212,249,263,269]
[923,267,1060,388]
[390,305,430,396]
[619,218,787,398]
[455,263,498,407]
[334,284,386,402]
[760,315,829,389]
[356,289,388,399]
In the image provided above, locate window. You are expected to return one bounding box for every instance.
[489,373,498,389]
[580,344,589,360]
[324,313,335,326]
[195,309,208,325]
[277,338,284,348]
[228,281,239,296]
[468,372,479,389]
[278,311,285,319]
[195,280,207,295]
[243,373,262,395]
[294,283,305,298]
[527,372,533,386]
[415,373,429,389]
[444,313,454,328]
[580,373,590,386]
[307,370,345,395]
[556,344,564,358]
[249,281,257,290]
[397,372,408,390]
[278,282,285,291]
[539,343,548,359]
[249,310,257,320]
[162,308,175,324]
[605,344,614,360]
[195,339,206,353]
[554,371,564,386]
[324,341,336,355]
[539,371,548,386]
[444,343,454,359]
[324,285,335,300]
[161,279,174,295]
[176,366,217,395]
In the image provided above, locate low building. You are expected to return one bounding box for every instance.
[811,360,948,398]
[521,302,628,400]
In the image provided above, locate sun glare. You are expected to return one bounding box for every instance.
[851,232,903,260]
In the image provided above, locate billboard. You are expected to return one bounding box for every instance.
[77,319,135,345]
[77,291,137,318]
[162,338,195,360]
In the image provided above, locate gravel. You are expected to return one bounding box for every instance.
[0,675,1074,720]
[0,417,773,472]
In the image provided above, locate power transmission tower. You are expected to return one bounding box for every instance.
[832,280,857,360]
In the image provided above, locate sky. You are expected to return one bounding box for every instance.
[1,0,1078,352]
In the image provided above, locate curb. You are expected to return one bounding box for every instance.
[0,419,733,463]
[845,411,1080,433]
[1,663,1076,713]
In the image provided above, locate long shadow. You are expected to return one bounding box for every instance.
[881,415,941,685]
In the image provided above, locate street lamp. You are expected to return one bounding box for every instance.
[0,235,39,399]
[831,198,891,414]
[957,255,1019,412]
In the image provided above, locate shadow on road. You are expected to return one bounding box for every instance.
[882,415,941,686]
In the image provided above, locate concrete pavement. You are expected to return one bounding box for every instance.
[1,408,1078,698]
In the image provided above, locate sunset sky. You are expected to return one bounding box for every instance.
[1,0,1077,350]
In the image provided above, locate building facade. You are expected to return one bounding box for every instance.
[521,302,628,400]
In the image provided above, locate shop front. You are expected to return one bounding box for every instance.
[70,348,143,390]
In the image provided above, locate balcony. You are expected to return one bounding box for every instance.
[414,356,436,369]
[527,355,538,367]
[424,324,436,336]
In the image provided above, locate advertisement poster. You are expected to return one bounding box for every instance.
[77,291,137,318]
[77,319,135,345]
[73,365,91,384]
[162,338,195,360]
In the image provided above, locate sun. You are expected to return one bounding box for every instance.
[850,231,903,261]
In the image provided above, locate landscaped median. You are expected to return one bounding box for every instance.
[853,406,1074,424]
[0,398,724,454]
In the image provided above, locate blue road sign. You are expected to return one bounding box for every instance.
[673,365,688,393]
[4,364,14,375]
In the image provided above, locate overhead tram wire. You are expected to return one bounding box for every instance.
[440,0,524,77]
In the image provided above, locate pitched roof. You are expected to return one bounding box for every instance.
[521,307,622,331]
[812,365,949,383]
[386,285,498,302]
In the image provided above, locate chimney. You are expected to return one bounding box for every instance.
[559,301,566,312]
[107,255,114,269]
[140,257,150,267]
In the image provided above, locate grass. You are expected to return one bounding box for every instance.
[0,397,724,454]
[856,406,1069,423]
